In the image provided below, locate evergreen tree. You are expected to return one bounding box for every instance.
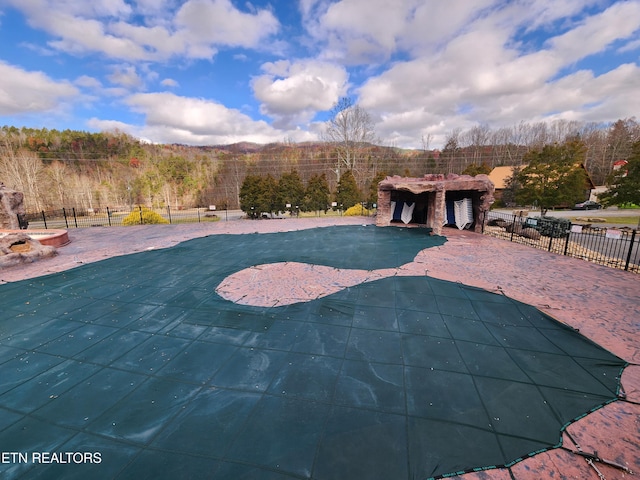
[501,166,522,207]
[335,169,361,209]
[367,171,388,206]
[260,174,280,217]
[278,169,305,215]
[461,162,492,176]
[304,173,330,213]
[516,140,589,215]
[239,174,263,219]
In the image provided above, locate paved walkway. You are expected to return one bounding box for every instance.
[1,217,638,479]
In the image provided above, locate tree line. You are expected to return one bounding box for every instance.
[239,169,380,218]
[0,116,638,214]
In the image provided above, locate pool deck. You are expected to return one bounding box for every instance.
[1,216,638,479]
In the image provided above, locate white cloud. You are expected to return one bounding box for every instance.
[365,54,640,148]
[548,1,640,63]
[175,0,279,48]
[304,0,498,63]
[89,0,132,18]
[44,14,149,60]
[573,63,640,121]
[104,87,131,97]
[3,0,639,149]
[618,37,640,53]
[6,0,279,61]
[299,0,329,19]
[118,92,316,144]
[8,0,133,19]
[252,59,348,127]
[108,65,144,88]
[87,117,131,132]
[108,22,185,59]
[0,62,78,115]
[161,78,179,87]
[75,75,103,89]
[349,0,640,147]
[497,0,602,33]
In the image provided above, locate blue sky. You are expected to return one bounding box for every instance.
[0,0,639,148]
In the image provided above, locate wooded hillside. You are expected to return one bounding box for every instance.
[1,118,638,213]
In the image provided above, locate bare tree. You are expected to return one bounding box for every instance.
[421,134,432,152]
[580,123,608,184]
[0,141,46,211]
[490,127,513,167]
[440,128,461,173]
[322,97,377,181]
[462,124,491,167]
[46,161,70,206]
[548,119,582,144]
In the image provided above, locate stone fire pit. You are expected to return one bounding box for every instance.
[0,184,60,267]
[0,232,57,267]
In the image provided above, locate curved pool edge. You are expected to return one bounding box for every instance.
[0,229,70,247]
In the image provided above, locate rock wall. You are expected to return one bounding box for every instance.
[0,184,27,229]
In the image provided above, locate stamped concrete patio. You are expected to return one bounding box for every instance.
[0,216,638,479]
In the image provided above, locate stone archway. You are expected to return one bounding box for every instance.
[377,174,495,235]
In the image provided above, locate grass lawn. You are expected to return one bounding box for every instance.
[570,214,640,225]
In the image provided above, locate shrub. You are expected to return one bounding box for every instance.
[344,205,371,216]
[525,216,571,238]
[122,207,170,226]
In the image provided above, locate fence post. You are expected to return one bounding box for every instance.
[62,208,69,228]
[548,221,554,252]
[139,206,143,224]
[167,205,172,224]
[72,207,78,228]
[510,215,516,242]
[563,221,571,256]
[107,207,112,227]
[41,211,48,229]
[625,230,637,271]
[17,213,28,229]
[197,208,201,223]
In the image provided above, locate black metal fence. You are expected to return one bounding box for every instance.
[482,210,639,273]
[20,206,224,229]
[17,206,639,273]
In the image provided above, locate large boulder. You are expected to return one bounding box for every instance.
[521,227,542,240]
[505,223,542,240]
[0,184,27,229]
[505,222,523,235]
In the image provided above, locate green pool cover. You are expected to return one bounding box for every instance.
[0,226,626,479]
